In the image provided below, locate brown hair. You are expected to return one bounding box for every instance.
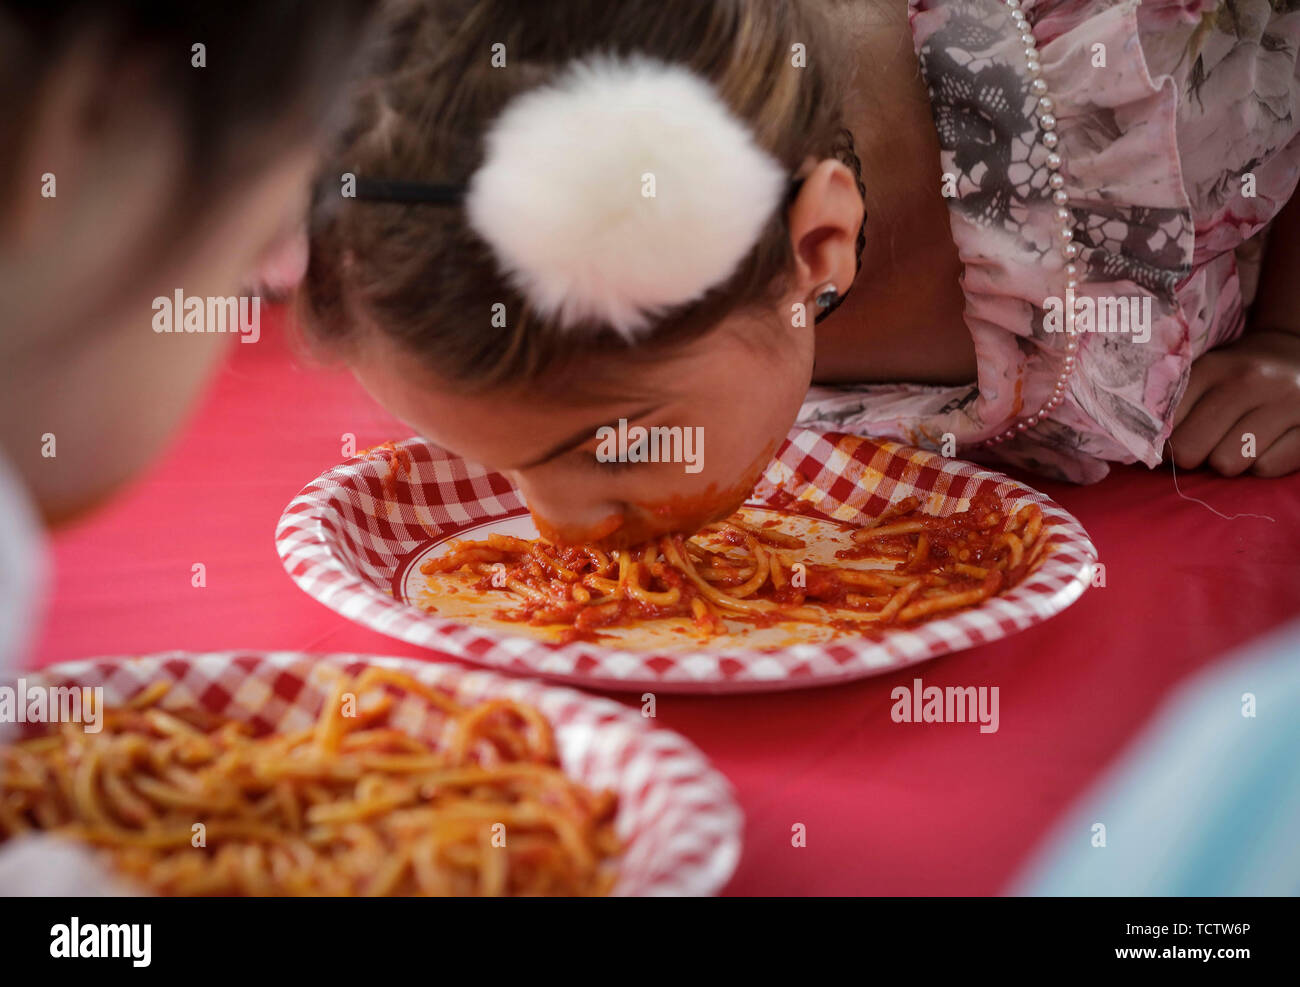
[301,0,850,392]
[0,1,378,229]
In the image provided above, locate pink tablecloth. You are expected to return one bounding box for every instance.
[28,309,1300,894]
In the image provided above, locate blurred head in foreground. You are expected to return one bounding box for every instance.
[0,1,377,526]
[300,0,868,547]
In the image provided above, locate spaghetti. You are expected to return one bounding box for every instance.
[420,492,1048,641]
[0,668,620,896]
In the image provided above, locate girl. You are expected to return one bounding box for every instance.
[0,0,377,668]
[300,0,1300,548]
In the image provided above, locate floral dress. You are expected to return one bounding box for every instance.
[797,0,1300,482]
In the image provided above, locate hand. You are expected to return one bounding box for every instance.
[1170,329,1300,477]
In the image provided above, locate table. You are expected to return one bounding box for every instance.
[30,307,1300,894]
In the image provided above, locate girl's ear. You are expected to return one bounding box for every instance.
[786,157,864,299]
[3,37,95,244]
[5,34,178,253]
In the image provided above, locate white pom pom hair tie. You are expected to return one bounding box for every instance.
[351,55,790,340]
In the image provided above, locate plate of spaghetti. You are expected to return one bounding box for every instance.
[0,652,741,896]
[277,428,1097,692]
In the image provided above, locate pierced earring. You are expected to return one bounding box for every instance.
[814,283,839,312]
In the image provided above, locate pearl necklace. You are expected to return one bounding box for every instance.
[980,0,1079,447]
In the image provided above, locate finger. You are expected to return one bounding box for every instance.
[1222,406,1299,476]
[1206,423,1258,475]
[1171,359,1227,431]
[1251,426,1300,478]
[1169,383,1248,470]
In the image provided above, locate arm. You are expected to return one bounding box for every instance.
[1170,189,1300,477]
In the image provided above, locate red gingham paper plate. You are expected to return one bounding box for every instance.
[276,428,1097,693]
[1,651,742,896]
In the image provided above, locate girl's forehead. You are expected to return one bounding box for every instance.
[355,317,745,411]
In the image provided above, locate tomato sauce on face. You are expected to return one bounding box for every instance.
[530,440,778,549]
[532,511,627,547]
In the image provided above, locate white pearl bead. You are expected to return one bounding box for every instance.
[1003,0,1072,435]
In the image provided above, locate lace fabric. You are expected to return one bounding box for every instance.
[799,0,1300,482]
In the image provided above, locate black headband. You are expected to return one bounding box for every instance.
[352,178,465,205]
[348,131,867,322]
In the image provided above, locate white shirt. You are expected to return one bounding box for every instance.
[0,449,47,675]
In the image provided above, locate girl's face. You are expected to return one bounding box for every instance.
[342,157,862,545]
[0,146,317,526]
[349,303,814,547]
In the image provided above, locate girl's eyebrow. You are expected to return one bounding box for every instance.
[512,404,666,470]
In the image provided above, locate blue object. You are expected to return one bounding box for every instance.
[1013,619,1300,896]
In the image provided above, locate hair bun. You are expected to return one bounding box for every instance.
[465,55,788,340]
